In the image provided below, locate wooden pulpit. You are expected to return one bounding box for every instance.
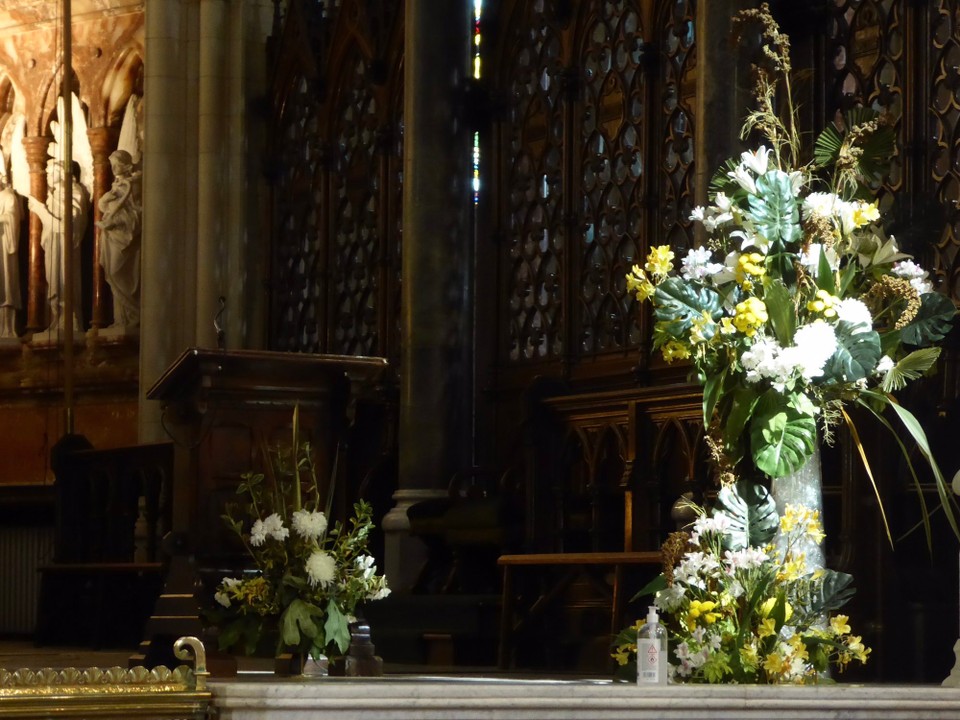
[148,347,388,554]
[133,348,388,669]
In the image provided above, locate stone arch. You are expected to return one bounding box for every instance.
[100,45,144,129]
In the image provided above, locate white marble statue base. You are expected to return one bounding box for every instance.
[211,676,960,720]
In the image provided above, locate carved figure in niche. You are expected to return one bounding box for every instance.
[97,149,141,330]
[28,159,90,331]
[0,166,21,338]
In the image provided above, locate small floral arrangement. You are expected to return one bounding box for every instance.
[613,485,869,683]
[625,4,957,539]
[208,410,390,661]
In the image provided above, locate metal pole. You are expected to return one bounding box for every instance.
[61,0,75,434]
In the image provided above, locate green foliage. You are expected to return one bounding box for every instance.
[900,292,957,347]
[821,322,882,384]
[746,171,801,245]
[750,392,817,478]
[713,481,779,551]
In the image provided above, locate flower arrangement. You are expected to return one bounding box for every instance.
[616,3,958,685]
[208,410,390,661]
[626,4,957,541]
[613,484,869,683]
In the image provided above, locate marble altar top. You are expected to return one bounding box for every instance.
[211,674,960,720]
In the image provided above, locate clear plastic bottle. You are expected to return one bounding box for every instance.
[636,605,668,685]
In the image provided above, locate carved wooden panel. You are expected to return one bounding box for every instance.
[655,0,696,256]
[330,51,380,356]
[501,0,566,363]
[578,2,647,354]
[272,74,326,352]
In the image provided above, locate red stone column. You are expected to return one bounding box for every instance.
[88,127,118,329]
[22,136,50,332]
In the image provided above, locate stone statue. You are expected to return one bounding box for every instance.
[97,149,142,330]
[28,159,89,332]
[0,172,21,338]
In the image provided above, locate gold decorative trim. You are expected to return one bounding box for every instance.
[0,637,212,719]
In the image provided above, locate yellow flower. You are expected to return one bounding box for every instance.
[719,317,736,335]
[645,245,675,279]
[685,599,721,629]
[611,643,633,666]
[852,201,880,227]
[787,634,809,661]
[661,340,691,363]
[830,614,851,635]
[740,643,759,669]
[763,651,787,677]
[626,264,655,302]
[759,597,793,623]
[733,296,768,337]
[806,289,838,318]
[847,635,871,663]
[778,553,806,581]
[757,617,777,639]
[689,310,715,344]
[737,252,766,281]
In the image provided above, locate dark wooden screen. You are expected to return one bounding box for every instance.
[268,0,404,363]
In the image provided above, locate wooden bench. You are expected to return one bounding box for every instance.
[497,551,661,670]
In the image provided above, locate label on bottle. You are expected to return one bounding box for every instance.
[636,638,661,684]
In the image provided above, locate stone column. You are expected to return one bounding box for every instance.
[22,136,50,333]
[694,0,754,209]
[195,0,227,349]
[140,0,196,443]
[386,0,472,590]
[87,126,118,329]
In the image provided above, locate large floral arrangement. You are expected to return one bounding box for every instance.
[626,5,957,539]
[616,4,957,684]
[208,412,390,661]
[613,485,869,683]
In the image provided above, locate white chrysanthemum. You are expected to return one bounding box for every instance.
[792,320,837,379]
[261,513,289,542]
[250,519,267,547]
[305,549,337,588]
[875,355,894,376]
[802,191,840,219]
[690,205,733,233]
[292,509,328,540]
[222,577,241,588]
[214,591,231,608]
[740,337,781,384]
[835,298,873,333]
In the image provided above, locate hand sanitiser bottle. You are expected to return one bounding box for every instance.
[636,605,668,685]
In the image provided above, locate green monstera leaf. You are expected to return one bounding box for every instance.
[653,276,723,336]
[750,391,817,478]
[807,569,856,615]
[899,292,957,347]
[746,170,801,245]
[713,480,779,551]
[822,321,882,383]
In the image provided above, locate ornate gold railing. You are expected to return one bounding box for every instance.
[0,637,210,720]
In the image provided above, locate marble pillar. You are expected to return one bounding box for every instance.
[140,0,196,443]
[22,136,50,333]
[389,0,473,589]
